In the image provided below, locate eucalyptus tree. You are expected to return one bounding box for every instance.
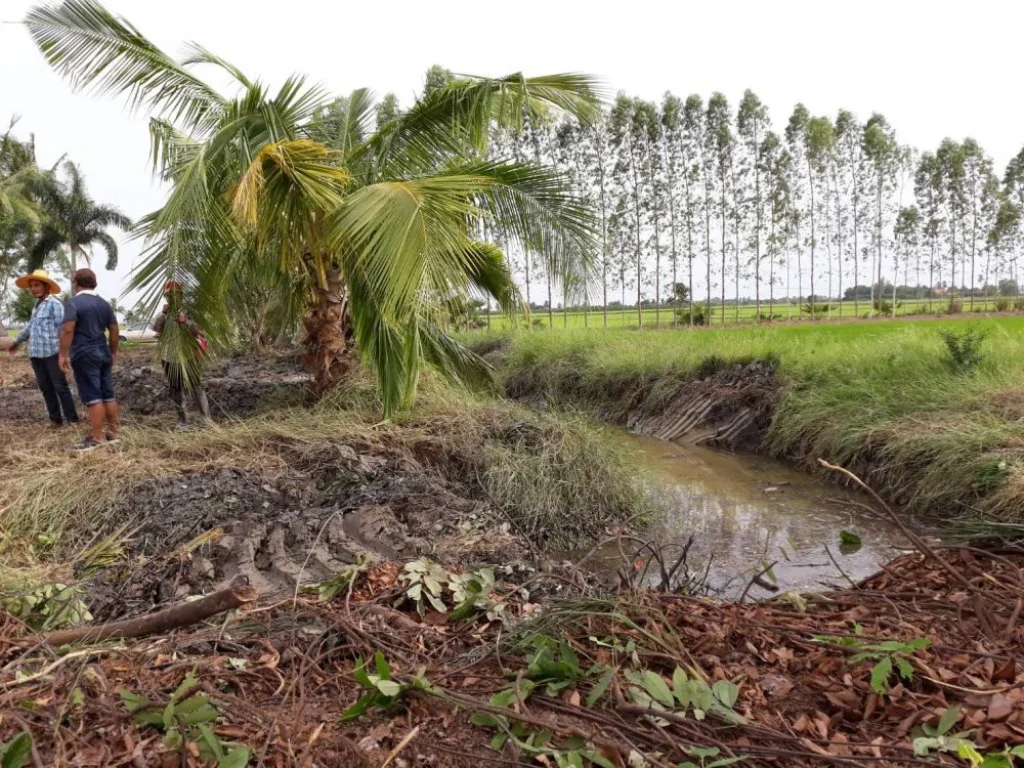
[960,138,996,308]
[989,198,1021,298]
[29,159,132,273]
[761,131,789,316]
[637,100,666,325]
[804,115,835,311]
[914,152,944,310]
[26,0,598,409]
[893,206,920,317]
[706,93,733,323]
[807,116,837,313]
[684,94,713,320]
[610,95,651,326]
[862,114,898,306]
[785,105,809,309]
[1004,147,1024,296]
[737,90,769,317]
[661,94,683,324]
[937,139,967,300]
[525,111,560,327]
[833,110,861,316]
[565,108,617,326]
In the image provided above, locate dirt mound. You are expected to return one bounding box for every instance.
[627,360,778,450]
[115,353,311,418]
[87,443,524,618]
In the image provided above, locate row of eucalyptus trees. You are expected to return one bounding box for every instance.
[497,90,1024,326]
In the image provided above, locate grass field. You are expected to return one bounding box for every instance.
[480,315,1024,520]
[476,297,1022,330]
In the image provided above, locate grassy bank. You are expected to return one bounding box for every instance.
[0,368,654,563]
[484,316,1024,519]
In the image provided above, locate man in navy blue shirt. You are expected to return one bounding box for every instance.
[59,268,121,451]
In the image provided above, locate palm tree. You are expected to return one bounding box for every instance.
[26,0,598,411]
[29,159,132,274]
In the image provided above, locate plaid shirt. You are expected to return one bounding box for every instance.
[14,295,64,358]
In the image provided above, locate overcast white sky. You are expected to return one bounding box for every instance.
[3,0,1024,303]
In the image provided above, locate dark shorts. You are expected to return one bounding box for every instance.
[71,347,115,406]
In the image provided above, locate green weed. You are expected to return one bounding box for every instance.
[120,673,251,766]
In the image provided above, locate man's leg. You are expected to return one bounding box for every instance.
[87,403,106,442]
[163,361,188,424]
[30,356,62,424]
[99,356,119,437]
[71,355,106,443]
[45,355,79,424]
[193,379,211,420]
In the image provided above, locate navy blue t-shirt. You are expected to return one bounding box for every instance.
[64,292,117,360]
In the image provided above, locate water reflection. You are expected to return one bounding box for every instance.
[612,434,918,595]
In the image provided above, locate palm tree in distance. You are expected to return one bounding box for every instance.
[29,159,132,273]
[25,0,600,412]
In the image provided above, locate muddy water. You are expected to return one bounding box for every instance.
[609,434,925,596]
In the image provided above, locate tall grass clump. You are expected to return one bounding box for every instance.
[480,411,657,547]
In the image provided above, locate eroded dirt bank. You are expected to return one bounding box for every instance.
[504,351,780,452]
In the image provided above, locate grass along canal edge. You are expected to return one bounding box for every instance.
[480,316,1024,523]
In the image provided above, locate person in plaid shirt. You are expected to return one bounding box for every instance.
[8,270,79,427]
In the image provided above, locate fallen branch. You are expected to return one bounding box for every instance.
[817,460,1013,610]
[44,577,258,646]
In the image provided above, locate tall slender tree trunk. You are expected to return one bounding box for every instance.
[834,171,844,319]
[807,158,817,316]
[720,179,728,325]
[704,180,713,321]
[686,192,695,327]
[853,190,860,317]
[875,182,884,304]
[598,155,610,329]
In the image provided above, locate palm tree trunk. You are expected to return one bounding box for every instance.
[303,266,354,399]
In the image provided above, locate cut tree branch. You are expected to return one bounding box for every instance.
[44,577,258,646]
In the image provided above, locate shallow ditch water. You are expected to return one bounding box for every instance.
[599,433,934,596]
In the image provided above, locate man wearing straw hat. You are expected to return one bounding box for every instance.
[8,269,79,428]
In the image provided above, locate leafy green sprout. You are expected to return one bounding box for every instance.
[0,733,32,768]
[625,667,744,725]
[814,627,930,694]
[909,706,1024,766]
[340,651,433,722]
[119,673,251,767]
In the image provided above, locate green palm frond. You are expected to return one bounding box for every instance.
[361,73,603,178]
[179,42,253,89]
[25,0,225,130]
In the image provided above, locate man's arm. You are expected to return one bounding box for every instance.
[58,321,75,373]
[153,314,166,334]
[108,320,120,359]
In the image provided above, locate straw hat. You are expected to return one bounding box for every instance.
[15,269,61,295]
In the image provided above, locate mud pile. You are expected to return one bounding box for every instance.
[627,360,778,450]
[87,439,525,619]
